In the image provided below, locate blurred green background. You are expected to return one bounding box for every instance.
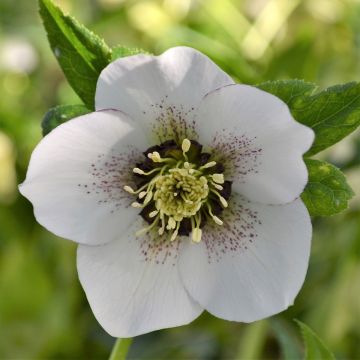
[1,0,360,358]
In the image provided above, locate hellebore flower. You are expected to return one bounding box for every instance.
[20,47,314,337]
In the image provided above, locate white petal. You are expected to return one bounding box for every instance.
[179,196,312,322]
[95,46,234,140]
[77,219,203,337]
[20,110,148,245]
[195,85,314,204]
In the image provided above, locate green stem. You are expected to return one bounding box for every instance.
[109,338,133,360]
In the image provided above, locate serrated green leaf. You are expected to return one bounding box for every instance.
[301,159,354,217]
[39,0,112,109]
[111,45,149,61]
[257,80,360,156]
[295,320,336,360]
[257,79,317,108]
[41,104,90,136]
[293,82,360,155]
[259,80,360,156]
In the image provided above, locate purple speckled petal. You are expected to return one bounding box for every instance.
[179,196,311,322]
[20,110,148,245]
[95,46,234,142]
[77,217,203,337]
[195,84,314,205]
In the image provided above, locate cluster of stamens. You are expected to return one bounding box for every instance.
[124,139,232,243]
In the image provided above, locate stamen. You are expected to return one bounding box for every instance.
[128,138,232,243]
[212,173,225,184]
[170,222,181,242]
[211,182,223,191]
[149,210,159,218]
[144,191,153,205]
[167,217,176,230]
[139,191,147,199]
[192,228,202,243]
[131,202,143,208]
[206,203,224,226]
[148,151,162,162]
[159,212,165,235]
[211,189,228,208]
[200,161,217,169]
[133,167,145,175]
[134,167,163,177]
[212,215,223,225]
[219,196,228,208]
[182,138,191,153]
[148,152,175,164]
[123,185,136,194]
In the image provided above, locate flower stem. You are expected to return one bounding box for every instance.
[109,338,133,360]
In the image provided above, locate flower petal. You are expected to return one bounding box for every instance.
[95,46,234,140]
[19,110,148,245]
[195,84,314,204]
[179,196,312,322]
[77,219,203,337]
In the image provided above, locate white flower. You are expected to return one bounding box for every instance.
[20,47,314,337]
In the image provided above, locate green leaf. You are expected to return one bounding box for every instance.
[293,82,360,155]
[295,320,336,360]
[41,104,90,136]
[270,319,302,360]
[301,159,354,217]
[258,80,360,156]
[39,0,112,109]
[257,79,317,109]
[111,45,150,61]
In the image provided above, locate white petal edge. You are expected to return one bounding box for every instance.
[195,84,314,204]
[179,197,312,322]
[95,46,234,138]
[77,219,203,337]
[19,110,148,245]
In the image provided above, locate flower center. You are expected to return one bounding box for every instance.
[124,139,232,243]
[154,168,209,220]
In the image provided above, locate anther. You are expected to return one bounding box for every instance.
[144,191,153,205]
[212,215,223,226]
[192,228,202,243]
[170,221,181,242]
[139,191,147,199]
[219,196,228,208]
[148,151,162,162]
[182,138,191,153]
[200,161,217,169]
[170,229,178,241]
[149,210,159,218]
[212,182,223,191]
[212,173,225,184]
[123,185,135,194]
[131,202,143,208]
[133,167,145,175]
[167,217,176,230]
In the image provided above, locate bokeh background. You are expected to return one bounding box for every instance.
[1,0,360,358]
